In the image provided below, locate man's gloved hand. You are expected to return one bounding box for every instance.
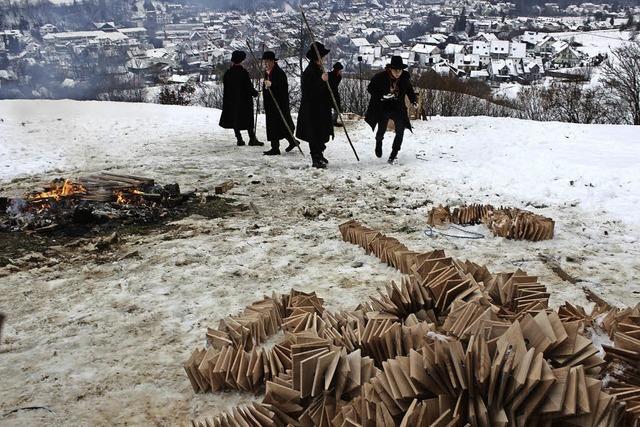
[264,80,272,89]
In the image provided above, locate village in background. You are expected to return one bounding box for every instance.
[1,0,640,124]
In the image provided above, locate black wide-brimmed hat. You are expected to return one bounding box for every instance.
[262,51,278,61]
[388,55,408,70]
[306,42,330,61]
[333,61,344,70]
[231,50,246,63]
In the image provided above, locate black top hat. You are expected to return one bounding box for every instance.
[231,50,246,63]
[333,62,344,70]
[306,42,330,61]
[262,51,278,61]
[388,55,408,70]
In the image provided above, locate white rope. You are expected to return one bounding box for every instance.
[424,224,485,240]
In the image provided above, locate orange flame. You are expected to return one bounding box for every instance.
[115,191,128,204]
[27,179,86,201]
[115,190,144,205]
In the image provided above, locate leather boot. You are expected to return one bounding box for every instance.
[375,140,383,158]
[311,154,326,169]
[388,149,399,164]
[248,130,264,146]
[285,138,300,153]
[264,140,280,155]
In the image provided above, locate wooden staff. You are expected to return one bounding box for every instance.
[252,39,264,137]
[245,41,304,156]
[299,5,360,162]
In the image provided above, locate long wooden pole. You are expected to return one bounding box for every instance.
[299,6,360,162]
[245,41,304,156]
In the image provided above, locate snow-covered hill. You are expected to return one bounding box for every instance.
[2,100,639,225]
[0,99,639,425]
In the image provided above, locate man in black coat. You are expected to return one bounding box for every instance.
[261,51,299,156]
[365,56,417,163]
[328,62,343,126]
[296,42,334,169]
[219,50,263,146]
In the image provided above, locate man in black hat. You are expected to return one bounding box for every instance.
[296,42,334,169]
[365,55,417,164]
[328,62,343,126]
[261,51,299,156]
[219,50,263,146]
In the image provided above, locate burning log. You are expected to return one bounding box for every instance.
[1,173,193,233]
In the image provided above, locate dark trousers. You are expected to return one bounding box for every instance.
[234,128,256,142]
[270,135,296,150]
[375,112,405,152]
[332,109,339,124]
[308,138,326,161]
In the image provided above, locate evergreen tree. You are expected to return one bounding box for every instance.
[453,8,467,32]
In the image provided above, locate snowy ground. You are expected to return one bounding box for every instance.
[552,29,636,58]
[1,100,639,426]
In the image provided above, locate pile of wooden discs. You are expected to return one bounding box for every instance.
[427,204,555,242]
[185,220,638,427]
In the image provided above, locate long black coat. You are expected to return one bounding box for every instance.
[365,69,417,131]
[328,70,342,109]
[263,64,295,141]
[296,62,334,144]
[219,64,258,130]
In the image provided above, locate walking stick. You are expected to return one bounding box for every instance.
[298,6,360,162]
[245,40,304,156]
[253,40,264,137]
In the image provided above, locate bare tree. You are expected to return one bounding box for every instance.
[194,83,224,109]
[517,82,617,124]
[601,41,640,125]
[338,77,370,116]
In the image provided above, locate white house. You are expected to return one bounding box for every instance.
[350,37,371,51]
[432,59,463,77]
[42,30,129,45]
[475,32,497,43]
[519,31,546,45]
[412,34,446,45]
[551,45,584,68]
[489,58,524,81]
[454,53,481,72]
[443,43,466,59]
[120,27,148,42]
[39,24,58,37]
[379,34,402,49]
[490,40,510,58]
[472,40,491,66]
[509,42,526,58]
[411,43,441,66]
[523,57,544,81]
[535,36,559,55]
[470,69,489,80]
[473,40,490,56]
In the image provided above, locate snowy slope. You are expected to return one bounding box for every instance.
[552,29,635,58]
[2,100,639,226]
[1,100,639,426]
